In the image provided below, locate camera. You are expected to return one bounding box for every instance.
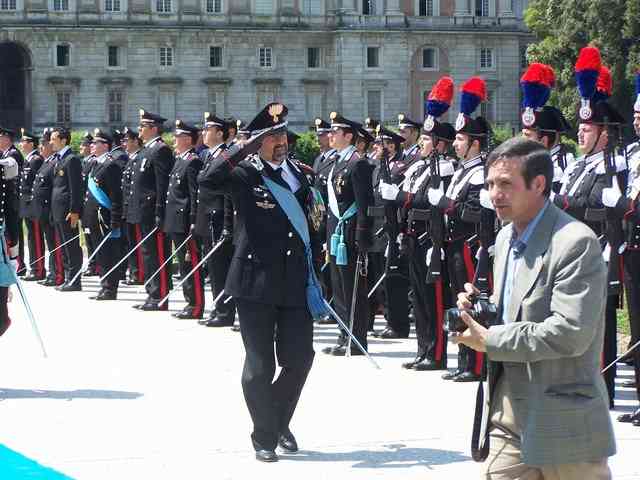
[444,293,498,333]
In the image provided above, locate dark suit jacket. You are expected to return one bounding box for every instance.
[18,150,44,219]
[51,148,83,223]
[83,154,124,231]
[32,155,57,222]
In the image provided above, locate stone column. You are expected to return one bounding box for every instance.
[384,0,401,14]
[499,0,514,16]
[454,0,470,16]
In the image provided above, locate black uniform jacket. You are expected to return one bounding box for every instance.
[164,148,203,234]
[0,146,22,246]
[369,151,403,253]
[325,147,373,250]
[126,137,175,225]
[32,155,57,222]
[200,152,322,307]
[83,154,124,231]
[109,146,129,170]
[51,147,83,223]
[18,150,44,219]
[121,150,140,222]
[195,144,227,238]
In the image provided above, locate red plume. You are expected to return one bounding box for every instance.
[428,76,454,104]
[520,63,554,86]
[543,64,556,87]
[596,66,612,95]
[460,77,487,101]
[575,46,601,72]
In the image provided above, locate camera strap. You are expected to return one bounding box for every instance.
[470,379,490,462]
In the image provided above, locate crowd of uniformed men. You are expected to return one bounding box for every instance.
[0,46,639,426]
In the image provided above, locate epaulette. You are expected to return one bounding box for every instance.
[292,158,314,176]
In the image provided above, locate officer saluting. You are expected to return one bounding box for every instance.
[18,129,45,281]
[195,103,322,462]
[129,109,175,311]
[84,129,124,300]
[164,120,205,319]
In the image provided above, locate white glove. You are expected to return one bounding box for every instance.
[0,157,19,180]
[379,181,400,201]
[602,179,622,207]
[549,191,556,202]
[427,186,444,206]
[479,189,494,210]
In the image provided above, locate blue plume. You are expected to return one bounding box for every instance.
[521,81,550,109]
[575,70,599,99]
[427,100,450,118]
[460,92,481,116]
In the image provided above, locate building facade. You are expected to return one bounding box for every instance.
[0,0,531,132]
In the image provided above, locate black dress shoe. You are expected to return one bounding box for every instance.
[378,328,409,339]
[255,449,278,462]
[442,369,463,380]
[617,410,640,423]
[402,355,425,369]
[57,283,82,292]
[95,291,117,301]
[172,309,201,320]
[124,279,143,286]
[23,274,45,282]
[330,345,365,356]
[413,358,447,371]
[231,324,241,332]
[82,270,98,277]
[316,315,336,325]
[622,380,637,388]
[453,371,482,382]
[372,328,390,338]
[278,430,298,453]
[633,417,640,427]
[139,302,167,311]
[16,269,25,277]
[203,316,234,327]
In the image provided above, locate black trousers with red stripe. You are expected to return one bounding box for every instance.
[17,219,25,274]
[446,239,484,376]
[140,221,172,304]
[409,237,449,363]
[0,287,10,337]
[126,223,144,283]
[25,218,46,279]
[383,243,410,336]
[172,232,204,318]
[88,225,122,295]
[42,219,64,285]
[200,235,236,321]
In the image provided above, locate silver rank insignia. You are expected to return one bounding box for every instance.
[424,115,435,132]
[521,107,536,127]
[579,98,592,121]
[455,113,466,132]
[255,200,275,209]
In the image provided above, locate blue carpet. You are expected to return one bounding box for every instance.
[0,444,74,479]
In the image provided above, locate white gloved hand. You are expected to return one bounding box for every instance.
[479,189,494,210]
[549,191,556,202]
[379,181,400,201]
[602,178,622,207]
[0,157,19,180]
[427,186,444,206]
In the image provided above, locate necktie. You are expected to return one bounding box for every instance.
[273,168,290,191]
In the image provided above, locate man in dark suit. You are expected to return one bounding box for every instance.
[198,103,321,462]
[49,127,83,291]
[128,109,175,311]
[33,129,65,287]
[164,120,205,319]
[84,129,124,300]
[18,129,45,281]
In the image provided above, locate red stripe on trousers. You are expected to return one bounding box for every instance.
[134,224,144,282]
[32,220,45,278]
[156,231,168,299]
[188,238,204,317]
[434,279,444,361]
[53,230,64,284]
[463,243,484,375]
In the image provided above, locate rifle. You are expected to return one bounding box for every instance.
[473,155,495,294]
[426,146,444,283]
[376,126,401,275]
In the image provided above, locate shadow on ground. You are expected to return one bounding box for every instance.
[0,388,143,400]
[283,443,470,469]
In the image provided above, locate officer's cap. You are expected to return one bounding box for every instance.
[0,126,15,138]
[174,120,199,139]
[139,109,167,126]
[203,112,226,129]
[92,128,113,144]
[236,120,250,136]
[423,120,455,143]
[397,113,421,130]
[247,103,289,136]
[315,118,331,134]
[20,128,39,144]
[376,126,404,145]
[525,106,571,133]
[364,118,379,135]
[122,126,139,140]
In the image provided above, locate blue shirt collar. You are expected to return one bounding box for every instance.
[510,200,550,257]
